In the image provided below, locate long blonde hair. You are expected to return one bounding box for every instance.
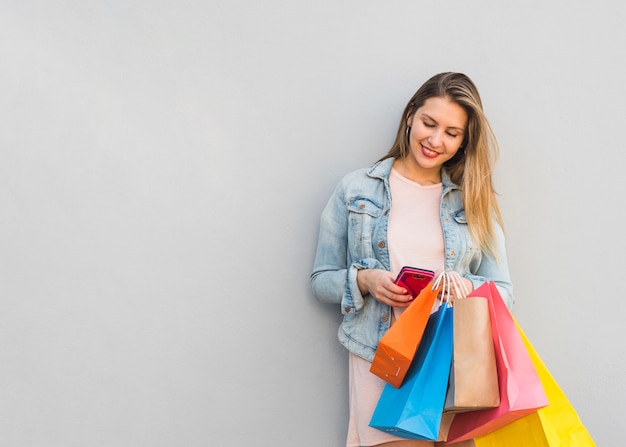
[381,72,504,258]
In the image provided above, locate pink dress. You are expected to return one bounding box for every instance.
[346,168,445,447]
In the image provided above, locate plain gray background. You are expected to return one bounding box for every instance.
[1,1,623,446]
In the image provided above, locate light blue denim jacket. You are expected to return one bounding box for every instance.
[310,157,514,362]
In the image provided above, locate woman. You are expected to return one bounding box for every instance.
[310,72,514,447]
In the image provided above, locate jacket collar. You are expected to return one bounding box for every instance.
[367,157,459,192]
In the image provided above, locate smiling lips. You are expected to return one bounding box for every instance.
[420,144,440,159]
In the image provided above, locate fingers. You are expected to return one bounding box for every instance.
[388,280,409,296]
[380,284,414,307]
[360,268,424,307]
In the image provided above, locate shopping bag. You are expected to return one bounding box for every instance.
[471,321,596,446]
[444,292,499,412]
[446,282,548,443]
[369,302,453,440]
[370,280,438,387]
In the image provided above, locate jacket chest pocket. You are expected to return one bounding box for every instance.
[347,198,383,257]
[451,209,481,263]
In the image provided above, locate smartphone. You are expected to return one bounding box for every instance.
[394,266,435,298]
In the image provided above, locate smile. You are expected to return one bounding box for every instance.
[421,144,440,158]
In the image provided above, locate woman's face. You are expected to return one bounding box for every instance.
[405,96,467,178]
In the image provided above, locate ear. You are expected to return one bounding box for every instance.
[406,114,413,127]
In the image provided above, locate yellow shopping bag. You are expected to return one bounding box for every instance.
[471,322,595,447]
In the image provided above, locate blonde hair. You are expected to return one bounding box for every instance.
[381,72,504,258]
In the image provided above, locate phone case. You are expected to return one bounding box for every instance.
[394,266,435,297]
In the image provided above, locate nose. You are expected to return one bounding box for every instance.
[428,130,443,147]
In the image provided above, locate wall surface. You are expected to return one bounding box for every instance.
[1,1,623,446]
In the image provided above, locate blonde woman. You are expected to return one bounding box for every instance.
[310,72,514,447]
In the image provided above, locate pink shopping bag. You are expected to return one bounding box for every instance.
[446,282,548,443]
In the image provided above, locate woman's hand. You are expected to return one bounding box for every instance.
[435,270,474,302]
[356,269,415,308]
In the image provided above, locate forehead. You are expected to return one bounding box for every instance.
[418,97,467,129]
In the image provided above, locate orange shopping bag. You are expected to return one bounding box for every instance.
[369,280,438,388]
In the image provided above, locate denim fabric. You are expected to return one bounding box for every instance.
[310,157,514,362]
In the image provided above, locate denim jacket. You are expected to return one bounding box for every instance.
[310,157,514,362]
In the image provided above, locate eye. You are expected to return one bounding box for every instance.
[423,121,435,128]
[446,131,460,138]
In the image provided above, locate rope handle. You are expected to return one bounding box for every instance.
[432,270,469,305]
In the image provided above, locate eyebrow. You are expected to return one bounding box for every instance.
[421,113,465,133]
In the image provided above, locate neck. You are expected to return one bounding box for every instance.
[393,159,441,185]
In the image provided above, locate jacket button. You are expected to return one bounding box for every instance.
[384,210,389,215]
[344,307,351,313]
[359,204,365,209]
[381,315,389,323]
[378,241,385,248]
[450,251,455,257]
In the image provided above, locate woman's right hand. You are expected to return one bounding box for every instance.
[356,269,415,308]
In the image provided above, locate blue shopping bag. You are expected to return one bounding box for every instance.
[369,303,454,441]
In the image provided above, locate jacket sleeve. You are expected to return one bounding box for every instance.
[309,179,384,314]
[465,221,515,309]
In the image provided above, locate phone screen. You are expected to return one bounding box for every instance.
[395,267,435,297]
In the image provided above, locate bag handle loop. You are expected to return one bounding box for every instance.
[433,270,470,305]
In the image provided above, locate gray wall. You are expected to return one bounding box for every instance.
[1,1,623,446]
